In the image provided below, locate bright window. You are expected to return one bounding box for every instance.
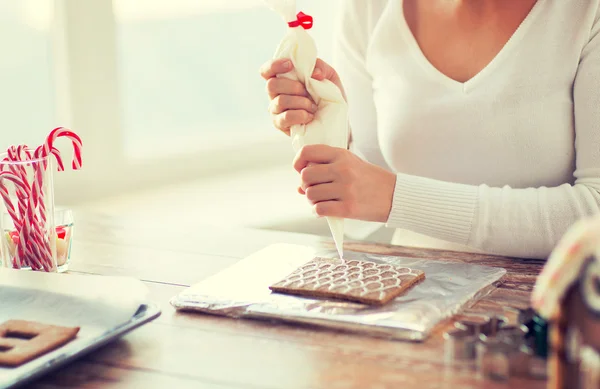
[113,0,339,159]
[0,1,55,151]
[1,0,340,203]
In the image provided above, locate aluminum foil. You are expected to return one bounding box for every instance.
[170,244,506,341]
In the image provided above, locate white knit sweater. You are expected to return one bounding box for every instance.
[333,0,600,259]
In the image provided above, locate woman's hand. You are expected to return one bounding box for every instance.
[294,144,396,223]
[260,58,346,136]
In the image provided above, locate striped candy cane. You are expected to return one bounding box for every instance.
[32,146,64,215]
[34,145,65,172]
[43,127,82,170]
[26,154,55,271]
[34,128,81,271]
[30,146,66,271]
[1,149,53,270]
[5,147,30,220]
[2,128,82,272]
[0,179,24,268]
[0,171,35,269]
[1,150,32,268]
[25,189,53,271]
[4,148,48,269]
[9,145,64,270]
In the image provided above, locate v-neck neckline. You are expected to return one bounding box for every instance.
[396,0,544,93]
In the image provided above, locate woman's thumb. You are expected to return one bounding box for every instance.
[311,58,337,82]
[311,58,346,99]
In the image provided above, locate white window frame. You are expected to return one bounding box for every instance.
[52,0,291,204]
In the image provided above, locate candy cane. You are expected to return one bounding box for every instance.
[8,147,50,270]
[0,183,20,229]
[31,146,64,233]
[30,146,63,270]
[43,127,82,170]
[0,171,32,268]
[22,177,52,271]
[0,151,50,270]
[32,147,57,211]
[25,191,53,271]
[0,180,23,268]
[30,130,76,269]
[1,150,31,268]
[0,161,22,227]
[1,128,82,272]
[34,128,81,271]
[34,145,65,172]
[5,147,30,219]
[17,145,32,161]
[24,153,55,272]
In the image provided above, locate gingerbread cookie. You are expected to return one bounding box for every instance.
[0,320,80,367]
[269,257,425,305]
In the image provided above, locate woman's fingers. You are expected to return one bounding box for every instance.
[293,144,338,172]
[300,163,335,190]
[260,58,292,80]
[269,95,317,115]
[273,110,314,134]
[265,78,309,100]
[313,201,346,218]
[261,57,346,137]
[305,183,342,204]
[262,61,315,134]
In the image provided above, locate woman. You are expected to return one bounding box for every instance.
[260,0,600,259]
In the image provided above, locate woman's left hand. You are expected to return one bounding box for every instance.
[294,144,396,223]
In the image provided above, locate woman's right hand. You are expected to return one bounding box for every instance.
[260,58,346,136]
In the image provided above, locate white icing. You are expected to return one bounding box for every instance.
[327,216,345,259]
[279,258,421,300]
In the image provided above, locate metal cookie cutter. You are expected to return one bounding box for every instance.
[475,324,530,381]
[443,314,508,365]
[444,309,548,382]
[443,327,479,364]
[475,333,512,380]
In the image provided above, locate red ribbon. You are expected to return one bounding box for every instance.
[288,12,313,29]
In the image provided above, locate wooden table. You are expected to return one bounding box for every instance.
[30,212,548,389]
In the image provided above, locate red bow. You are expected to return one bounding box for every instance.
[288,12,313,29]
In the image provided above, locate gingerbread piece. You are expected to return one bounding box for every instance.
[269,257,425,305]
[0,320,80,367]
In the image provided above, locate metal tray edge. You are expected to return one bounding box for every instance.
[2,301,162,389]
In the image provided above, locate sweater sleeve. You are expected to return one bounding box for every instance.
[386,10,600,259]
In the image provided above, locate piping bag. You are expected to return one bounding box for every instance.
[264,1,349,259]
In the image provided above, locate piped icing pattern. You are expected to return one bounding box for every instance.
[269,257,425,305]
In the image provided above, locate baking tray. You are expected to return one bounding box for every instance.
[0,302,161,389]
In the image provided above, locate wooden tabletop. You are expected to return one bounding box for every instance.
[29,211,548,389]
